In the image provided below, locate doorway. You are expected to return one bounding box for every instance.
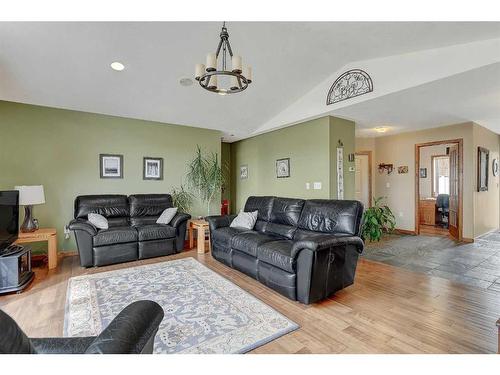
[355,151,372,208]
[415,139,463,241]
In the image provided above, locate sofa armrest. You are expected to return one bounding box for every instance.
[68,219,97,236]
[170,212,191,228]
[206,214,237,232]
[84,300,164,354]
[292,234,364,258]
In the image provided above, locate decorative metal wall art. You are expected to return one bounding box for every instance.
[326,69,373,105]
[397,166,409,174]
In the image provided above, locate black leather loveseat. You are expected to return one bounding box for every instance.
[206,196,364,304]
[69,194,191,267]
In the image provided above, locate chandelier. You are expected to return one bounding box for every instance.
[195,22,252,95]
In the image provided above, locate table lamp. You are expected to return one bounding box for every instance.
[15,185,46,233]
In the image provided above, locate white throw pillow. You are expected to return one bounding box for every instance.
[156,207,178,225]
[230,210,258,230]
[88,213,109,229]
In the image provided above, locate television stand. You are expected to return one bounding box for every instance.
[0,244,34,295]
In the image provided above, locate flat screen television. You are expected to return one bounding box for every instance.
[0,190,19,252]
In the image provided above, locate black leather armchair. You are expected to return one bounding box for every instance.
[69,194,191,267]
[0,300,164,354]
[207,196,364,304]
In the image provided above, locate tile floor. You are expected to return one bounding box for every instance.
[362,231,500,292]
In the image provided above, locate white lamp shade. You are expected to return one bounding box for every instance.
[206,53,217,70]
[15,185,45,206]
[195,63,205,79]
[245,66,252,81]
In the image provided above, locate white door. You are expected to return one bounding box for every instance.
[355,154,370,208]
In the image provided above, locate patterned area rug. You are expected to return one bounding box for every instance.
[64,257,298,353]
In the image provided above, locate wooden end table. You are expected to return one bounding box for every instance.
[15,228,58,270]
[188,219,211,254]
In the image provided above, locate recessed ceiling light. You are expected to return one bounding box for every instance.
[110,62,125,71]
[374,126,388,133]
[179,78,193,87]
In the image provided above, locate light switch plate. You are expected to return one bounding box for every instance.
[305,182,310,190]
[386,182,390,188]
[313,182,322,190]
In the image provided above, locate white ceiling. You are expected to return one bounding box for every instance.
[1,22,500,141]
[339,62,500,137]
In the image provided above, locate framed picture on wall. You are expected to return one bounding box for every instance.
[99,154,123,179]
[240,165,248,179]
[143,157,163,180]
[419,168,427,178]
[276,158,290,178]
[477,147,489,192]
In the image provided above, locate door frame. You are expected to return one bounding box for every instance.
[355,151,373,208]
[414,139,463,241]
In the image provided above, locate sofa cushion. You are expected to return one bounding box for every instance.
[244,196,274,222]
[231,231,280,257]
[136,224,176,242]
[257,240,295,273]
[297,199,364,236]
[129,194,173,217]
[75,195,129,219]
[270,197,305,226]
[93,226,138,247]
[211,227,250,247]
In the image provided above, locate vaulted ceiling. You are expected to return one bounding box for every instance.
[0,22,499,141]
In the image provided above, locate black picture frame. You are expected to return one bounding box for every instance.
[419,168,427,178]
[276,158,290,178]
[143,157,164,180]
[99,154,123,179]
[477,147,489,192]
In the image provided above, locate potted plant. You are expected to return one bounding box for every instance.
[186,146,227,217]
[171,185,194,213]
[361,197,396,242]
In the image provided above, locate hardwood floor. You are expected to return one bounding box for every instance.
[1,249,499,353]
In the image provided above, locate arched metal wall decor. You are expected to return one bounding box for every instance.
[326,69,373,105]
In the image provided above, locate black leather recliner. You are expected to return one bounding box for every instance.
[0,300,164,354]
[69,194,191,267]
[206,196,364,304]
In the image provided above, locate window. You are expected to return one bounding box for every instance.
[432,155,450,197]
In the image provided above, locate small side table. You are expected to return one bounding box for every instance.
[188,220,211,254]
[15,228,58,270]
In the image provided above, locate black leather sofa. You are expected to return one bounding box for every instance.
[69,194,191,267]
[206,196,364,304]
[0,300,164,354]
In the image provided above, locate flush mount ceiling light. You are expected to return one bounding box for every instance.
[194,22,252,95]
[110,62,125,71]
[374,126,388,133]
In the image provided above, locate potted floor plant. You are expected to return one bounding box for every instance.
[186,146,227,217]
[361,197,396,242]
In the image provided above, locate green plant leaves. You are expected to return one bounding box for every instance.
[361,196,396,242]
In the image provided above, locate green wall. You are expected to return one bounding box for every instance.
[0,101,222,253]
[230,116,355,212]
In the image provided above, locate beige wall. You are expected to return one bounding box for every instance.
[473,123,500,237]
[356,122,500,239]
[357,123,475,238]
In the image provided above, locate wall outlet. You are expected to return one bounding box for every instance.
[313,182,322,190]
[64,225,71,239]
[305,182,310,190]
[386,182,390,188]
